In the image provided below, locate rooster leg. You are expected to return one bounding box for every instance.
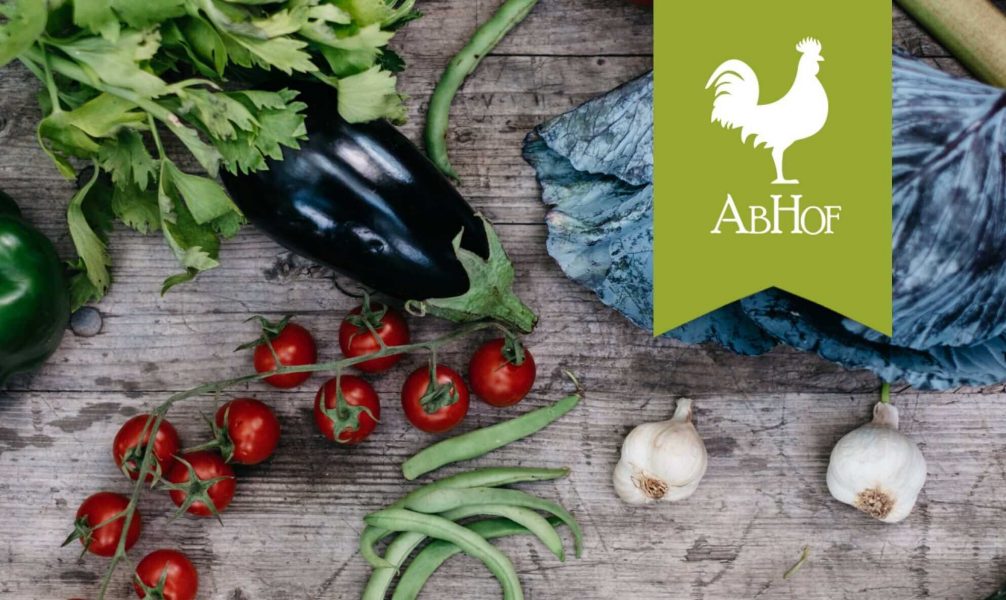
[771,147,799,185]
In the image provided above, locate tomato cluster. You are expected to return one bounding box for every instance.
[66,304,538,598]
[242,300,538,444]
[314,299,538,441]
[71,393,282,598]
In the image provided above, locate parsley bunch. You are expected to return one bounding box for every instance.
[0,0,419,309]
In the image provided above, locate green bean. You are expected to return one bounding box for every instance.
[402,392,582,480]
[359,467,569,569]
[365,508,525,600]
[402,486,583,558]
[361,531,426,600]
[359,525,398,570]
[392,517,564,600]
[424,0,541,181]
[440,504,565,561]
[401,466,570,503]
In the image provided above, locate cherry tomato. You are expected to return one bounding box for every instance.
[314,376,381,445]
[253,321,317,388]
[133,549,198,600]
[339,304,411,373]
[214,398,280,465]
[166,451,236,517]
[469,338,537,407]
[400,365,470,434]
[68,492,142,557]
[113,415,181,482]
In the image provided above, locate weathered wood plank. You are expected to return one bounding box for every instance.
[2,2,1006,599]
[3,389,1006,599]
[2,219,877,396]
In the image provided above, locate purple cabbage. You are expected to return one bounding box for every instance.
[523,52,1006,390]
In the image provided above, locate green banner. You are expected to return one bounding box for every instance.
[653,1,893,337]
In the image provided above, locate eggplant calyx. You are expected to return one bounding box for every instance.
[411,217,537,333]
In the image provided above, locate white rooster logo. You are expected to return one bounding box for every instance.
[705,38,829,185]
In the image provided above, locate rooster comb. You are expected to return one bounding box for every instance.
[796,37,822,55]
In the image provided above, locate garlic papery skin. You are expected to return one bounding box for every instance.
[826,402,927,523]
[613,398,708,505]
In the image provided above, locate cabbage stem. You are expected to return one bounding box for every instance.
[897,0,1006,87]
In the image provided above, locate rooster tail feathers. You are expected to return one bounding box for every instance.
[705,59,758,91]
[706,59,760,131]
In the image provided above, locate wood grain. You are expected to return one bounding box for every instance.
[1,2,1005,599]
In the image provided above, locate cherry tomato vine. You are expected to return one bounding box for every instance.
[91,319,515,599]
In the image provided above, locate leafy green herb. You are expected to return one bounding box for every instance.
[0,0,419,310]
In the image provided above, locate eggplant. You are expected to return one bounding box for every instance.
[222,83,536,332]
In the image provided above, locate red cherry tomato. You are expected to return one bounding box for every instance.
[314,376,381,445]
[339,304,411,373]
[166,451,236,517]
[400,365,470,434]
[69,492,142,557]
[253,321,317,388]
[468,338,537,407]
[113,415,181,481]
[133,549,198,600]
[214,398,280,465]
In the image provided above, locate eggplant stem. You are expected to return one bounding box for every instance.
[897,0,1006,87]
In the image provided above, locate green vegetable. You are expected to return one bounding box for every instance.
[391,517,563,600]
[358,409,584,599]
[0,190,70,385]
[439,504,565,561]
[896,0,1006,87]
[365,508,525,600]
[402,379,583,480]
[404,486,583,558]
[361,531,427,600]
[424,0,539,181]
[0,0,420,309]
[359,466,569,569]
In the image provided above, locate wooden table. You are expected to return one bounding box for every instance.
[1,3,1003,599]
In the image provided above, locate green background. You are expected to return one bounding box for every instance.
[653,1,893,336]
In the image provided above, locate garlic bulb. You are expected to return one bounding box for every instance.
[826,401,927,523]
[613,398,708,505]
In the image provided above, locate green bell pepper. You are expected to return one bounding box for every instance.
[0,190,70,385]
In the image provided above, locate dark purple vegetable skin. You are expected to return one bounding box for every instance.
[221,83,488,300]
